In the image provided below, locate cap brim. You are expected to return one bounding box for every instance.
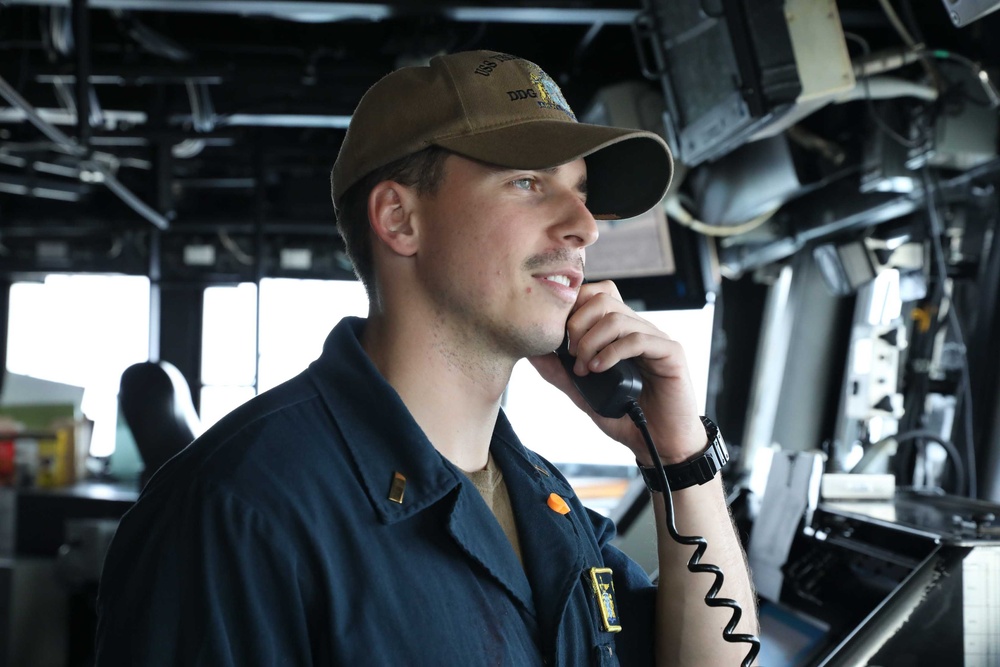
[435,120,672,220]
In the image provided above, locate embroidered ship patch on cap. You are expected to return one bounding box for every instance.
[528,64,576,120]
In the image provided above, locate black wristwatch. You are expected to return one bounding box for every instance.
[638,416,729,493]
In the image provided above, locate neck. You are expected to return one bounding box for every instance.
[361,308,514,472]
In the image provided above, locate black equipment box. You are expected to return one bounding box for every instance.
[764,490,1000,666]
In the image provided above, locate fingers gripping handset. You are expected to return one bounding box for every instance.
[555,332,642,419]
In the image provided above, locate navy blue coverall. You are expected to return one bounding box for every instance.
[95,317,657,666]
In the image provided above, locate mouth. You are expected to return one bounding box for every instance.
[533,268,583,305]
[533,268,584,295]
[543,274,572,288]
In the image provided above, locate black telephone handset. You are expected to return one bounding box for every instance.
[555,335,642,419]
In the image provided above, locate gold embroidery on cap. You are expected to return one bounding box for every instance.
[388,471,407,504]
[528,64,575,120]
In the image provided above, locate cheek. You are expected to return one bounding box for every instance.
[424,198,524,286]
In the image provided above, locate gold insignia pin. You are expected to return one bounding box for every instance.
[388,471,406,504]
[588,567,622,633]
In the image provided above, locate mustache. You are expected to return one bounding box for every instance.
[523,248,585,274]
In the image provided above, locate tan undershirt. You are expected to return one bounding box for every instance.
[463,453,524,567]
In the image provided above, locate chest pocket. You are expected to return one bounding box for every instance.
[593,643,619,666]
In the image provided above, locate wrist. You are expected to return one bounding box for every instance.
[634,415,709,466]
[637,416,729,493]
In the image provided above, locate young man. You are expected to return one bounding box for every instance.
[96,50,757,666]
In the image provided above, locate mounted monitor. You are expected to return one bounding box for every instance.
[637,0,853,167]
[943,0,1000,26]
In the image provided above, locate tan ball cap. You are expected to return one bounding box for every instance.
[331,50,673,220]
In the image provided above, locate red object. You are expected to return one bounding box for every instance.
[0,439,14,485]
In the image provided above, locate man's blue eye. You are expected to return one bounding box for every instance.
[512,178,534,190]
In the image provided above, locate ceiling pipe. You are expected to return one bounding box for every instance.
[0,74,171,230]
[0,75,84,153]
[1,0,640,25]
[71,0,92,149]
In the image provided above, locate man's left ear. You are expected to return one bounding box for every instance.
[368,180,420,257]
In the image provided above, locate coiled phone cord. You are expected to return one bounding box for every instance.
[626,401,761,667]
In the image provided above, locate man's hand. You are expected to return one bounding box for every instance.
[529,280,707,466]
[531,280,760,666]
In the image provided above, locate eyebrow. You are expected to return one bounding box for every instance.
[538,165,588,196]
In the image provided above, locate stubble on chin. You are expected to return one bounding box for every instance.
[498,321,565,360]
[440,320,563,379]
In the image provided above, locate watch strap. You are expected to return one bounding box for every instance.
[638,416,729,493]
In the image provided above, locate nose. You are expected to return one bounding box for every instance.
[554,193,599,248]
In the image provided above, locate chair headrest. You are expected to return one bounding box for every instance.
[119,360,201,482]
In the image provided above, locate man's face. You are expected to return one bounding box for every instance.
[410,153,598,359]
